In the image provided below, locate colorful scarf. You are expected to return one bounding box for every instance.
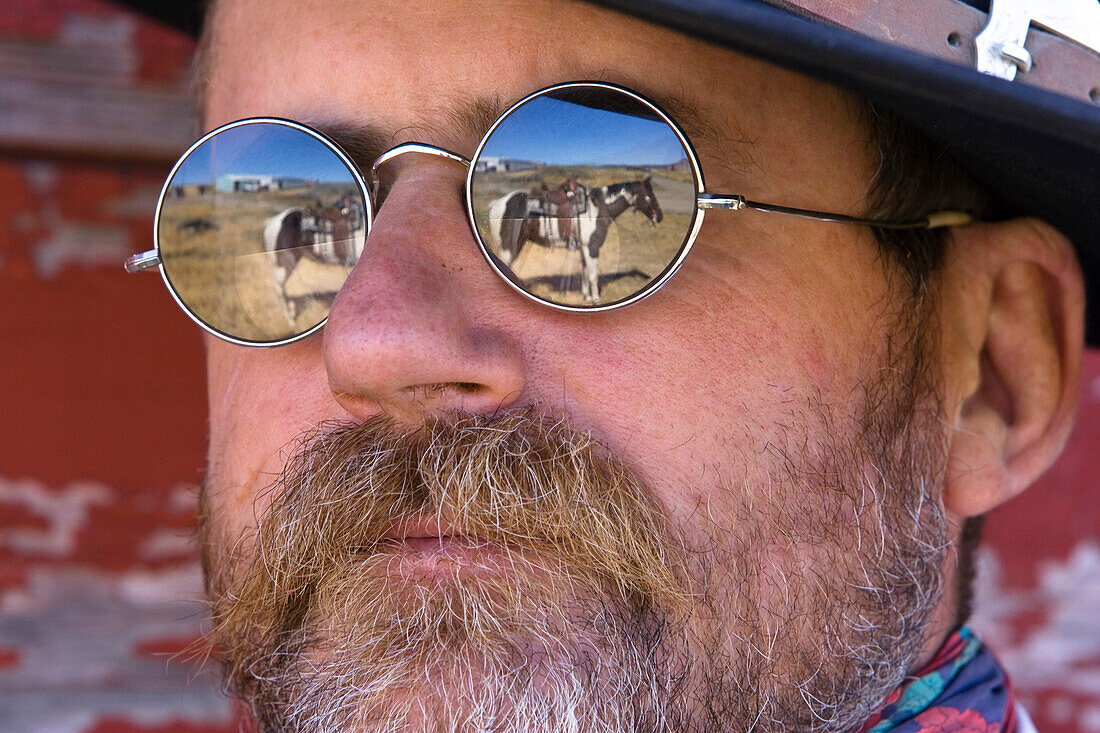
[857,627,1020,733]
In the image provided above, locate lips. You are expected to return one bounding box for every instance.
[399,535,491,553]
[370,516,500,567]
[382,516,453,546]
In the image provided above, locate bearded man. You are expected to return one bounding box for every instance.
[124,0,1098,730]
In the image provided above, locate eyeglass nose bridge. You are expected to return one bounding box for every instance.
[369,142,471,203]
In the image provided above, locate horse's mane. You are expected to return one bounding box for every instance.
[602,178,652,198]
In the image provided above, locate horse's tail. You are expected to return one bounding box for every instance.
[493,191,529,262]
[263,208,301,255]
[486,194,510,251]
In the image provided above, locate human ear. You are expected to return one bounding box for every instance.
[938,218,1085,518]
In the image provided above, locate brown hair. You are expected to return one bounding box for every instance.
[861,101,997,290]
[861,100,995,626]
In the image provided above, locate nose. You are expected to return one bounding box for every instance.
[322,158,526,420]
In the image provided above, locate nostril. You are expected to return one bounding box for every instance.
[401,381,489,402]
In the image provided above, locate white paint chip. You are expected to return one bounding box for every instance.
[59,13,138,81]
[170,483,200,512]
[1047,695,1075,724]
[0,477,111,557]
[22,161,56,194]
[139,528,197,561]
[1090,374,1100,402]
[1081,704,1100,732]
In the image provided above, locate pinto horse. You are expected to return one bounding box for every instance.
[487,177,662,304]
[262,198,364,323]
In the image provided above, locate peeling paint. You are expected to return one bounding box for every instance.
[0,565,231,732]
[0,477,111,557]
[59,13,137,81]
[1083,704,1100,732]
[118,565,204,604]
[139,527,197,560]
[170,484,201,513]
[22,160,56,194]
[103,184,164,218]
[971,541,1100,724]
[33,222,132,278]
[11,210,38,233]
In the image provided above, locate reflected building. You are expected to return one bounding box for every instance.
[473,157,541,173]
[214,174,316,193]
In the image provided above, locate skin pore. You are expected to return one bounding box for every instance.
[196,0,1085,730]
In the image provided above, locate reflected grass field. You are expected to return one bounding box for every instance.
[158,185,354,342]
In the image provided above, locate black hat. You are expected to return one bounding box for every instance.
[119,0,1100,343]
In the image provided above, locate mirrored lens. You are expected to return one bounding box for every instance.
[469,85,698,308]
[156,120,368,344]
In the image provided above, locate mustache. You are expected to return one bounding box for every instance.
[219,408,688,618]
[204,409,702,731]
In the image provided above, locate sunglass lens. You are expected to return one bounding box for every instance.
[470,85,698,308]
[157,120,368,344]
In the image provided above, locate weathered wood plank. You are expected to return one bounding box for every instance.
[0,37,197,163]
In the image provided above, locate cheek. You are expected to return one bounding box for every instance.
[204,336,338,530]
[542,319,821,528]
[540,234,891,528]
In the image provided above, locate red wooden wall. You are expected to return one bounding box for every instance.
[0,2,1095,731]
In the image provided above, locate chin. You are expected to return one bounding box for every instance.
[228,560,686,733]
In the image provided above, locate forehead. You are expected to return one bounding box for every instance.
[206,0,873,207]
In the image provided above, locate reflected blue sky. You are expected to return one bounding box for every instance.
[171,123,358,186]
[481,96,686,166]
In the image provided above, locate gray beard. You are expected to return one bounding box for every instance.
[202,326,949,732]
[264,565,694,731]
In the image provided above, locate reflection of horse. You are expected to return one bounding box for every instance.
[262,197,364,323]
[488,177,662,303]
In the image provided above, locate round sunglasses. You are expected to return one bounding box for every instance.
[126,81,971,347]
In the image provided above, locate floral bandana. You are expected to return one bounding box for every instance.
[857,627,1020,733]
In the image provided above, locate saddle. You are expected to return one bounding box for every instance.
[529,182,587,247]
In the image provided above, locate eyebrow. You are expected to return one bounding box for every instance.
[300,96,511,172]
[303,77,756,178]
[633,83,759,177]
[299,120,393,173]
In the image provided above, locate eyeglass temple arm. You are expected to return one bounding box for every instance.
[125,249,160,273]
[697,193,972,230]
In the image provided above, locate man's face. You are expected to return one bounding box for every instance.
[199,1,957,730]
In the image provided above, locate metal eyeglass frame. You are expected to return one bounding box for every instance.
[126,81,973,347]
